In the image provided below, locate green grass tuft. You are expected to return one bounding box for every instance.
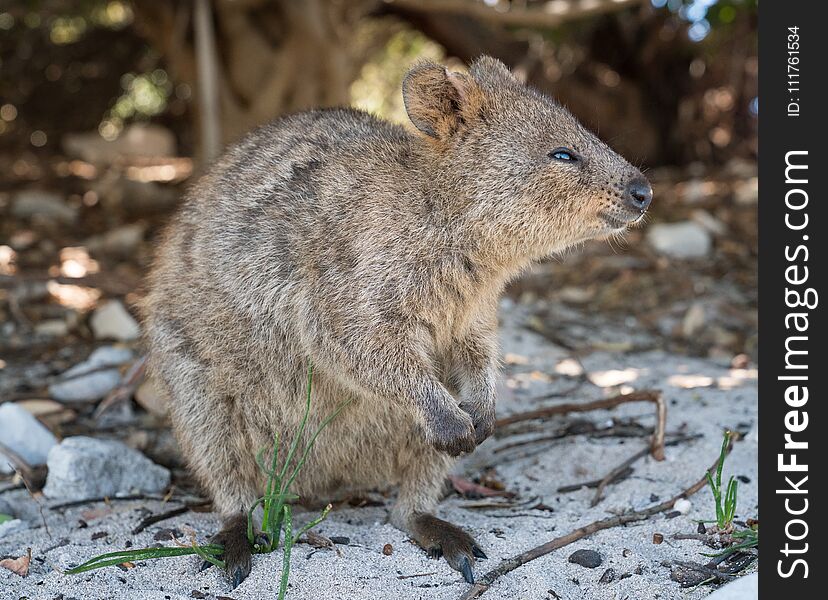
[66,361,350,600]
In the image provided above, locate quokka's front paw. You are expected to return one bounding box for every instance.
[462,402,496,445]
[199,513,252,589]
[425,407,477,456]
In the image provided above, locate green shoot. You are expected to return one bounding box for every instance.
[0,513,12,525]
[65,360,350,600]
[705,431,739,531]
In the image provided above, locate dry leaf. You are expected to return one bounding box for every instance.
[0,548,32,577]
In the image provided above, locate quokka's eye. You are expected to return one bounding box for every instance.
[549,147,580,162]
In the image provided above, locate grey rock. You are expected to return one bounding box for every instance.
[48,346,133,403]
[647,221,712,259]
[568,549,603,569]
[11,190,78,224]
[0,403,58,475]
[43,436,170,500]
[90,300,140,341]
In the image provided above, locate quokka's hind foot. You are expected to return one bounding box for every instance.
[409,513,487,583]
[199,513,252,588]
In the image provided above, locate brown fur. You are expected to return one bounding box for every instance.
[142,56,651,583]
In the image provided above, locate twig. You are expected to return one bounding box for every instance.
[589,434,702,506]
[94,356,147,418]
[0,441,47,489]
[458,435,735,600]
[557,468,634,493]
[397,571,439,579]
[496,390,666,461]
[131,505,190,534]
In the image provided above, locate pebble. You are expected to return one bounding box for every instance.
[673,498,692,515]
[90,300,140,341]
[0,403,58,475]
[134,377,168,417]
[34,319,70,337]
[43,436,171,500]
[646,221,712,259]
[11,190,78,224]
[568,549,603,569]
[48,346,133,403]
[681,303,706,338]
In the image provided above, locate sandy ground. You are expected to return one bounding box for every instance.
[0,303,758,600]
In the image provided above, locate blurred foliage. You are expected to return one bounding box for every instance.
[351,30,444,124]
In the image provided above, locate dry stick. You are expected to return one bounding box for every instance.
[589,434,703,507]
[94,356,148,418]
[131,504,191,535]
[458,437,735,600]
[495,390,666,461]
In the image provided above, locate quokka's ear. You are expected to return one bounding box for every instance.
[402,61,483,139]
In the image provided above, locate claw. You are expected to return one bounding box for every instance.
[427,547,443,559]
[199,560,213,572]
[232,567,246,589]
[459,556,475,584]
[472,545,488,560]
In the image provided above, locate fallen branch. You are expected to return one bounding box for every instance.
[589,434,702,506]
[495,390,666,460]
[458,435,735,600]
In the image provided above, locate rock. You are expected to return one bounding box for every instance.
[48,346,133,403]
[598,568,616,584]
[0,403,58,475]
[34,319,70,337]
[705,573,757,599]
[0,519,29,539]
[134,377,169,417]
[568,549,603,569]
[734,177,758,206]
[62,124,176,164]
[691,209,727,236]
[682,303,706,338]
[90,300,140,341]
[673,498,692,515]
[43,436,171,500]
[85,223,146,256]
[647,221,712,259]
[11,190,78,224]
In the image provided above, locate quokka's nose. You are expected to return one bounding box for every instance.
[624,178,653,212]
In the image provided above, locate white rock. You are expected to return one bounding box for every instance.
[43,436,170,501]
[705,572,757,599]
[11,190,78,224]
[90,300,140,341]
[0,403,58,475]
[48,346,133,403]
[691,209,727,236]
[734,177,758,206]
[34,319,70,337]
[673,498,692,515]
[682,303,706,338]
[647,221,712,259]
[135,377,169,417]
